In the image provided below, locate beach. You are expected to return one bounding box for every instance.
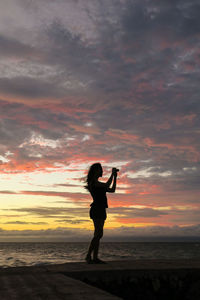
[0,260,200,299]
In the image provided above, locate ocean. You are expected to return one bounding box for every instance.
[0,242,200,268]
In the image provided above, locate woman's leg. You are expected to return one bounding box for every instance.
[93,219,104,260]
[86,219,104,261]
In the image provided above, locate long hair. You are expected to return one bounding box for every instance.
[84,163,102,191]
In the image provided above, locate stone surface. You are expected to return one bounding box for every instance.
[0,268,121,300]
[0,260,200,300]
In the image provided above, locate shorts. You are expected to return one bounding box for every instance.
[89,206,107,220]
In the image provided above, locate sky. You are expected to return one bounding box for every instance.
[0,0,200,241]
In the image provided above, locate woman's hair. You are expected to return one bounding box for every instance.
[84,163,102,191]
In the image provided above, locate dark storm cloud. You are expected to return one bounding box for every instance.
[45,21,95,75]
[0,118,30,148]
[86,0,200,110]
[1,0,200,103]
[0,34,38,58]
[0,77,65,99]
[122,0,200,39]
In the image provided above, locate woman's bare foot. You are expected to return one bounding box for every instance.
[93,258,106,264]
[85,254,93,264]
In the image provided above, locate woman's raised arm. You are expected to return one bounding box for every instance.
[94,168,117,188]
[107,173,117,193]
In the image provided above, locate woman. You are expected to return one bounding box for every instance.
[85,163,118,264]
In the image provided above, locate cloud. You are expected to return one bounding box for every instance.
[4,221,47,225]
[20,190,87,201]
[0,34,39,59]
[0,224,200,242]
[0,227,90,242]
[109,205,200,226]
[3,203,199,228]
[104,223,200,241]
[56,219,89,224]
[4,206,89,219]
[111,207,168,218]
[54,183,82,188]
[0,190,17,194]
[0,77,65,99]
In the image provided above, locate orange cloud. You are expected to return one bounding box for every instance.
[105,128,139,143]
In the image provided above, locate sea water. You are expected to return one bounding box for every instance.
[0,242,200,268]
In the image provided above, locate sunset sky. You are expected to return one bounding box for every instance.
[0,0,200,241]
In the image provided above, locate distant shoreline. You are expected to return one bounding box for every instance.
[0,238,200,243]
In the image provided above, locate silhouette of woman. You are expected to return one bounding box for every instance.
[85,163,118,264]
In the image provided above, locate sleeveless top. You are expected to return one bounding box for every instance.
[89,185,108,208]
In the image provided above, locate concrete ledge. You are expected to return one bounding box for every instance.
[1,260,200,299]
[48,260,200,300]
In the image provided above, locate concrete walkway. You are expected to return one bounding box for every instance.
[0,263,122,300]
[0,272,121,299]
[0,260,200,300]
